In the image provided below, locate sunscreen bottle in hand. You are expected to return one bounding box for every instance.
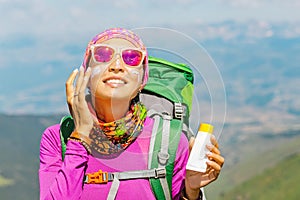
[186,123,214,172]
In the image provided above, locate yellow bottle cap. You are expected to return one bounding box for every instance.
[199,123,214,134]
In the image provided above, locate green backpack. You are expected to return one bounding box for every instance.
[60,56,195,200]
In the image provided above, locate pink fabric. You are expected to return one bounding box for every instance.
[39,117,189,200]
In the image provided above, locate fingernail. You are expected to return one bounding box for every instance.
[80,65,84,71]
[73,68,79,73]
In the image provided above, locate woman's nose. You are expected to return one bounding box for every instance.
[108,55,125,73]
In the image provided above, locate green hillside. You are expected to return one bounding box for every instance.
[222,152,300,200]
[205,133,300,199]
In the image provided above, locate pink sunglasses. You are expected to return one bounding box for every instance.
[90,44,146,67]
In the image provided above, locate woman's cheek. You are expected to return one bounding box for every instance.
[91,67,103,79]
[129,68,142,83]
[89,67,104,94]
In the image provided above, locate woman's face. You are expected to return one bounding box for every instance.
[88,38,144,103]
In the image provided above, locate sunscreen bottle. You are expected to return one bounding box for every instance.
[186,123,214,172]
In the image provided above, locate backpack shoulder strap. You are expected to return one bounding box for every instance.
[59,115,75,160]
[148,110,183,200]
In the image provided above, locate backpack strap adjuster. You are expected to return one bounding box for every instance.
[85,170,109,184]
[154,168,167,178]
[174,102,184,119]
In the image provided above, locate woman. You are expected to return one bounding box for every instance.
[39,28,224,199]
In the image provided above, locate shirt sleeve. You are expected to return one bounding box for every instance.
[172,133,189,199]
[39,125,89,200]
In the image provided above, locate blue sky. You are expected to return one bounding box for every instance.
[1,0,300,116]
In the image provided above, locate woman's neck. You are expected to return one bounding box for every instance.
[93,98,130,122]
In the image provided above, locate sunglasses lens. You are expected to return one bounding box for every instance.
[93,46,114,62]
[122,50,143,66]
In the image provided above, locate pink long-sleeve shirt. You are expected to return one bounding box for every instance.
[39,117,189,200]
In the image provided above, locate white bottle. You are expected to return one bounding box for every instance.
[186,123,214,172]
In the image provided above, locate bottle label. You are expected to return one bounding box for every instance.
[186,130,212,172]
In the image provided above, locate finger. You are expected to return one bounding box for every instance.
[205,165,213,173]
[66,68,79,102]
[78,67,91,102]
[206,159,222,172]
[74,66,85,96]
[210,135,219,149]
[203,164,220,181]
[208,168,220,181]
[206,144,221,155]
[66,68,79,116]
[207,152,225,167]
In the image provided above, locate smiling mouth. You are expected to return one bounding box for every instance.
[104,79,126,85]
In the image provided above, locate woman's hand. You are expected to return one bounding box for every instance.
[185,135,224,199]
[65,66,93,136]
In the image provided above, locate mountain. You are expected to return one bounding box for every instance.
[0,114,62,200]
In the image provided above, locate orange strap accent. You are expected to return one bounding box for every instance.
[85,170,109,184]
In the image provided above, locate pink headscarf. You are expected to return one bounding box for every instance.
[82,28,149,86]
